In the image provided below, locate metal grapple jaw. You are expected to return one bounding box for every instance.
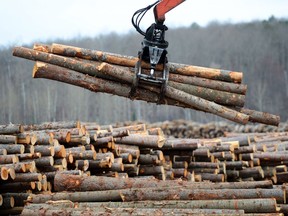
[130,23,170,104]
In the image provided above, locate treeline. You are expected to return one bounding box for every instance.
[1,17,288,125]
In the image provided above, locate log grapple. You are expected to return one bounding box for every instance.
[130,0,185,103]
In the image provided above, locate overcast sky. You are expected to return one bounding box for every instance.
[1,0,287,47]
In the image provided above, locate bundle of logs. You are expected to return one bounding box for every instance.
[0,121,288,215]
[12,43,280,126]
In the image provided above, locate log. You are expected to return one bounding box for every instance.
[21,50,246,124]
[17,153,41,161]
[50,43,243,83]
[33,145,54,156]
[115,134,165,148]
[0,124,24,135]
[98,63,249,124]
[163,138,200,150]
[23,121,80,131]
[16,133,31,145]
[53,145,66,158]
[75,160,89,171]
[29,131,53,145]
[34,156,54,167]
[13,173,42,182]
[31,60,277,125]
[120,187,286,204]
[0,135,17,144]
[0,144,25,154]
[0,149,7,155]
[0,155,18,164]
[3,193,29,207]
[1,163,26,173]
[138,154,160,165]
[0,166,9,180]
[115,144,140,158]
[120,153,133,163]
[0,182,35,192]
[168,80,246,107]
[0,196,14,209]
[168,73,247,94]
[60,199,278,213]
[21,205,247,216]
[54,173,273,191]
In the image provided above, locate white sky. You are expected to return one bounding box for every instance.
[0,0,287,47]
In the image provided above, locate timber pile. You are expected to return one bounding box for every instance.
[148,120,288,138]
[0,121,288,215]
[12,43,280,126]
[112,120,288,138]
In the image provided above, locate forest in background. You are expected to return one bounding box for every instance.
[1,17,288,125]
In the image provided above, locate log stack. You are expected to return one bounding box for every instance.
[0,121,288,215]
[12,43,280,126]
[112,120,288,139]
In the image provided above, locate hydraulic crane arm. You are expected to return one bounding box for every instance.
[154,0,186,24]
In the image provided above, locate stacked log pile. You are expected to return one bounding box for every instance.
[111,120,288,138]
[12,43,280,126]
[0,121,288,215]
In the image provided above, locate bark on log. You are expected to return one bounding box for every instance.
[115,134,165,148]
[0,149,7,155]
[28,190,122,203]
[0,135,17,144]
[98,63,249,124]
[21,205,248,216]
[4,193,29,207]
[58,199,278,213]
[115,144,140,159]
[34,145,54,156]
[163,138,200,150]
[1,163,26,174]
[0,155,19,164]
[31,60,277,125]
[0,144,25,154]
[120,187,286,203]
[168,80,246,107]
[49,43,243,83]
[13,173,42,182]
[168,73,247,94]
[54,173,273,191]
[0,124,23,135]
[20,49,246,124]
[0,196,14,209]
[23,121,80,131]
